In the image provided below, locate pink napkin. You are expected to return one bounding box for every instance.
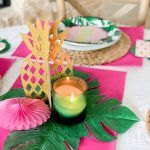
[0,58,15,77]
[0,67,126,150]
[12,26,143,66]
[74,67,126,150]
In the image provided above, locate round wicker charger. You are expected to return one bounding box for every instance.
[63,32,131,65]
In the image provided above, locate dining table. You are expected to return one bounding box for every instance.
[0,25,150,150]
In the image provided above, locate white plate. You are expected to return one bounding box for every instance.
[62,33,121,51]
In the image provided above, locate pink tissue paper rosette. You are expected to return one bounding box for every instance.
[0,97,50,130]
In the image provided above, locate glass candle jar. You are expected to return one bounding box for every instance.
[53,76,87,118]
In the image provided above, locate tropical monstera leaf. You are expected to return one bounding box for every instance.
[0,70,139,150]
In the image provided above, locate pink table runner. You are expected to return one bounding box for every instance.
[12,26,143,66]
[0,58,15,77]
[0,58,15,150]
[0,66,126,150]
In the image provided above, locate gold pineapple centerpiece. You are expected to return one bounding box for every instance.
[20,18,73,108]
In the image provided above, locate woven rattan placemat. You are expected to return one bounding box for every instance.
[63,31,131,65]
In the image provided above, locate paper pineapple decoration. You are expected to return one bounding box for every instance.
[20,18,73,107]
[49,19,73,80]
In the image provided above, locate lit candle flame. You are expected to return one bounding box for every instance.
[66,77,69,81]
[70,92,74,102]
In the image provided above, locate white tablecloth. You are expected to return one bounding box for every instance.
[0,26,150,150]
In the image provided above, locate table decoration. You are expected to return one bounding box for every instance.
[0,67,127,150]
[53,76,87,118]
[20,18,52,107]
[0,69,139,150]
[59,16,121,49]
[20,18,72,108]
[0,97,50,130]
[0,18,139,149]
[0,38,10,54]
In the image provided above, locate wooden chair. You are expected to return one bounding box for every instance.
[56,0,150,26]
[109,0,150,26]
[56,0,92,19]
[0,0,24,27]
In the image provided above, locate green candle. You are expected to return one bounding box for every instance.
[53,77,87,118]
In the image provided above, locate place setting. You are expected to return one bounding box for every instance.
[59,16,131,65]
[0,18,140,150]
[12,16,144,66]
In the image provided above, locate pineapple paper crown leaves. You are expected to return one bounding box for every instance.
[20,19,50,59]
[48,18,73,79]
[20,18,69,60]
[20,18,73,100]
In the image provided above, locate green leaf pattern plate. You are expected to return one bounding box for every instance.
[59,16,121,51]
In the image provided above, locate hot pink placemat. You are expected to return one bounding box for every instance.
[12,26,143,66]
[0,58,15,77]
[0,58,15,150]
[0,67,126,150]
[107,26,144,66]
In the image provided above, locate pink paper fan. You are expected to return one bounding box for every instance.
[0,97,50,130]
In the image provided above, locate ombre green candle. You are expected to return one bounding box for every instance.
[53,76,87,118]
